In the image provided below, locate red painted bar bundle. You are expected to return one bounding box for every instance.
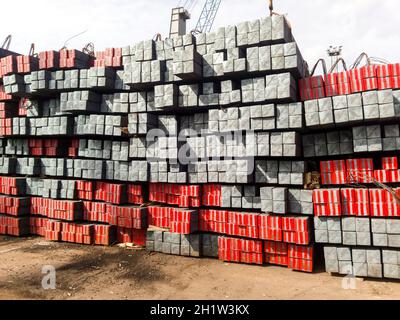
[0,85,13,101]
[201,184,221,207]
[76,181,94,200]
[313,189,342,216]
[38,51,60,70]
[61,222,93,244]
[95,48,122,68]
[127,184,145,205]
[68,139,79,157]
[18,99,27,116]
[347,66,378,92]
[0,177,26,196]
[170,208,198,234]
[95,182,127,204]
[341,188,370,216]
[82,201,109,223]
[282,216,311,245]
[199,209,227,234]
[29,139,63,156]
[117,227,146,246]
[299,75,325,101]
[325,70,352,96]
[148,205,171,228]
[369,188,400,217]
[0,195,29,216]
[375,157,400,183]
[108,204,147,229]
[226,211,259,239]
[149,183,200,208]
[218,237,263,265]
[0,102,17,118]
[16,55,39,74]
[0,214,29,236]
[0,55,17,78]
[346,158,373,183]
[148,206,198,234]
[29,216,48,236]
[94,224,116,246]
[31,197,83,221]
[264,241,288,266]
[44,220,62,241]
[320,160,347,185]
[0,118,12,136]
[298,63,400,101]
[59,49,92,69]
[376,63,400,90]
[258,214,282,241]
[288,244,314,273]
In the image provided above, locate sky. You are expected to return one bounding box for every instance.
[2,0,399,71]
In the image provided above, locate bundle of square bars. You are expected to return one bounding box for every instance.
[0,13,399,280]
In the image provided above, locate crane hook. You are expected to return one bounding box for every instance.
[269,0,274,16]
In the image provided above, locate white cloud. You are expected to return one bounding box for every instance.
[2,0,399,73]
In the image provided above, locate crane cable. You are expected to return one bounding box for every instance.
[177,0,197,11]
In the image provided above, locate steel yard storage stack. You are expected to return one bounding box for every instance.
[0,1,399,281]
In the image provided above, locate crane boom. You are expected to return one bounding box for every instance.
[194,0,222,34]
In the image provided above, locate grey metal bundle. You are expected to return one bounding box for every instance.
[129,91,155,112]
[288,189,314,215]
[129,137,147,158]
[78,139,112,160]
[64,159,105,180]
[40,158,66,177]
[101,93,130,113]
[265,73,297,101]
[26,178,75,200]
[188,159,253,184]
[260,187,288,214]
[314,217,343,244]
[255,160,308,185]
[3,74,25,94]
[60,90,101,113]
[111,141,129,162]
[12,118,28,135]
[173,45,202,80]
[218,80,241,106]
[201,234,219,258]
[16,157,41,175]
[128,112,157,135]
[28,116,72,136]
[27,99,64,118]
[88,67,116,89]
[124,60,164,86]
[221,48,246,75]
[383,250,400,279]
[270,131,301,157]
[154,84,179,109]
[75,115,127,136]
[148,230,201,257]
[352,125,382,153]
[147,136,179,161]
[157,115,178,136]
[179,113,209,135]
[178,84,199,107]
[199,82,219,107]
[5,139,29,156]
[302,130,353,157]
[324,246,383,278]
[149,161,187,183]
[220,185,261,210]
[0,157,16,175]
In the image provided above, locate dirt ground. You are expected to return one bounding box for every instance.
[1,235,400,300]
